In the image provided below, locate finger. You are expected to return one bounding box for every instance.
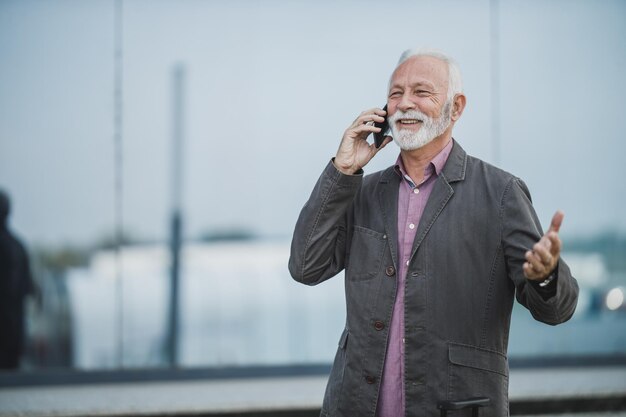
[547,231,562,257]
[355,108,387,123]
[343,126,380,143]
[380,136,393,148]
[525,250,545,274]
[537,232,552,248]
[532,242,553,265]
[523,262,537,279]
[350,124,381,135]
[373,136,394,152]
[369,107,387,116]
[347,123,381,134]
[356,114,386,127]
[523,261,543,279]
[360,107,386,115]
[549,210,564,233]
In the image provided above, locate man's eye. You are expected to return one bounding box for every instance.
[415,90,429,95]
[389,91,402,98]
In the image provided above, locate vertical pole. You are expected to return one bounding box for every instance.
[490,0,501,165]
[113,0,124,368]
[167,64,185,367]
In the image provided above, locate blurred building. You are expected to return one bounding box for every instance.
[62,241,626,369]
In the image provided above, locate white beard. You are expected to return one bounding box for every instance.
[388,101,452,151]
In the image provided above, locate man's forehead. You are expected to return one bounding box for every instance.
[390,55,448,89]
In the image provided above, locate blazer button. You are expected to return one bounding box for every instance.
[385,266,396,277]
[374,320,384,331]
[365,375,376,384]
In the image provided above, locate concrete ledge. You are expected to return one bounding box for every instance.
[0,376,325,417]
[1,367,626,417]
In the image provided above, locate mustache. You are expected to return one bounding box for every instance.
[388,109,431,125]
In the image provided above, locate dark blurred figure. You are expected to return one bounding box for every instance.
[0,189,34,370]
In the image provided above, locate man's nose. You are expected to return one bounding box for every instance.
[398,93,415,112]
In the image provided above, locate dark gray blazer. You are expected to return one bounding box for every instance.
[289,141,578,417]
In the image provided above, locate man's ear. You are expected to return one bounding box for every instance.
[451,93,466,121]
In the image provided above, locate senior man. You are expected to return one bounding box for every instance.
[288,48,579,417]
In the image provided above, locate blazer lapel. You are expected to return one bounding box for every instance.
[378,166,400,270]
[409,140,468,261]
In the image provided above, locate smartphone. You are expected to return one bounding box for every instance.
[373,104,390,148]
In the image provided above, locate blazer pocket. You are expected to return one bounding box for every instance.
[448,342,507,376]
[447,342,509,416]
[347,226,386,281]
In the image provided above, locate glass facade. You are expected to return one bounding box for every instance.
[1,0,625,380]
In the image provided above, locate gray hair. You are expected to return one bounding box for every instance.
[390,48,463,101]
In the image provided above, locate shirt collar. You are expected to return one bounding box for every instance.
[394,139,454,181]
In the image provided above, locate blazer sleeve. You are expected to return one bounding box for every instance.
[288,160,362,286]
[501,177,579,325]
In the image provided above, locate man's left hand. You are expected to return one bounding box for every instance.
[523,210,563,281]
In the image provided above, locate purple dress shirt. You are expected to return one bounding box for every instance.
[376,140,453,417]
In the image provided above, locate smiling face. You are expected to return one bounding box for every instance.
[387,55,453,150]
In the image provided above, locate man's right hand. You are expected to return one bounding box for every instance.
[334,108,392,175]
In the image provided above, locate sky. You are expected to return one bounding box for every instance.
[1,0,625,248]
